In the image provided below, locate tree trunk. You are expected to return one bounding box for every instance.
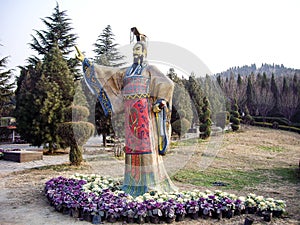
[69,145,83,166]
[103,133,107,147]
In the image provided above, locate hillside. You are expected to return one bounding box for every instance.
[215,63,300,78]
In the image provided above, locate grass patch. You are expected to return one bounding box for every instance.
[170,138,202,149]
[172,166,300,190]
[31,163,89,172]
[258,145,285,152]
[172,168,264,190]
[269,167,300,184]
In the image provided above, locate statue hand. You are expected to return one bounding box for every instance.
[153,100,166,113]
[75,46,85,62]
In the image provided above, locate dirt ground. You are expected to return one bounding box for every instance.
[0,126,299,225]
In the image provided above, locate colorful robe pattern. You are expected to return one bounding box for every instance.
[82,59,177,196]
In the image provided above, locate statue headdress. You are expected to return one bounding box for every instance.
[130,27,148,45]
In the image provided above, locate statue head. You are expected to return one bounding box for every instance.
[133,41,147,64]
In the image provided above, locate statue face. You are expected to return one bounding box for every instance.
[133,43,146,64]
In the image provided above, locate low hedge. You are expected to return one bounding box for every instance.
[253,122,300,134]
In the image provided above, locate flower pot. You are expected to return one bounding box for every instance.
[212,211,222,220]
[245,207,256,214]
[189,212,199,220]
[107,215,117,223]
[262,211,272,222]
[165,216,175,224]
[126,217,135,223]
[92,215,102,224]
[70,208,80,218]
[225,210,234,219]
[83,211,92,222]
[272,210,283,217]
[136,215,146,224]
[175,214,185,222]
[62,207,70,215]
[234,209,242,216]
[244,217,254,225]
[150,215,160,224]
[54,204,63,212]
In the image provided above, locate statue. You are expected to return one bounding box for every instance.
[75,27,177,196]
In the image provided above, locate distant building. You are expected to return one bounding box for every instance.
[0,117,18,143]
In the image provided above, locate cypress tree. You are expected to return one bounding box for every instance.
[15,63,43,145]
[199,96,212,139]
[270,73,279,105]
[186,74,203,127]
[230,99,240,131]
[246,76,254,115]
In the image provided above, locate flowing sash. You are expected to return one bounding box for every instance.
[82,58,113,116]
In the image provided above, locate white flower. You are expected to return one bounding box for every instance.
[255,196,264,204]
[135,196,144,203]
[229,194,237,200]
[238,196,246,202]
[220,192,229,198]
[157,198,164,203]
[177,197,184,203]
[248,193,256,199]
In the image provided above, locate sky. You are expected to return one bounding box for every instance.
[0,0,300,77]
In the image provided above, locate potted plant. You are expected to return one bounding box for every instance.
[162,201,176,223]
[135,202,148,224]
[186,200,200,219]
[175,202,186,222]
[146,200,163,224]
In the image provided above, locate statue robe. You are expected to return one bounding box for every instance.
[82,58,177,196]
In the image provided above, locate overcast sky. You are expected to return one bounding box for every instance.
[1,0,299,77]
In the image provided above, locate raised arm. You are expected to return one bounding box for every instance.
[75,46,85,62]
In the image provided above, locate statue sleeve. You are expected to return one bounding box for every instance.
[82,58,125,115]
[149,65,174,107]
[149,65,174,155]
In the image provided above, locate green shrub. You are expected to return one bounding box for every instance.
[58,121,94,165]
[63,105,90,122]
[58,105,94,166]
[172,118,191,139]
[199,97,212,139]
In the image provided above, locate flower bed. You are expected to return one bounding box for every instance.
[45,174,286,224]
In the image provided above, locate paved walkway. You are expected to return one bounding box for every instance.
[0,153,69,177]
[0,140,108,177]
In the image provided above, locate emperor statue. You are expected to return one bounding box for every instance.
[75,27,177,196]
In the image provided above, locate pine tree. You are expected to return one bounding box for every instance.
[15,45,74,151]
[0,53,15,117]
[199,96,212,139]
[93,25,126,67]
[230,99,240,131]
[91,25,126,146]
[29,3,79,79]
